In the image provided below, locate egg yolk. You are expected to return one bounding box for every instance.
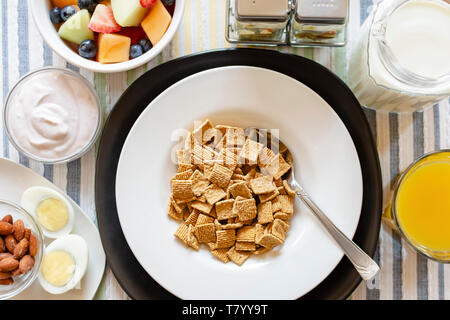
[42,250,75,287]
[36,198,68,232]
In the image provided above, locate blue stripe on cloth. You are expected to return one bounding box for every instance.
[2,0,8,158]
[413,111,428,300]
[65,62,80,206]
[360,0,373,24]
[67,160,81,205]
[43,42,53,67]
[17,0,29,167]
[389,112,403,300]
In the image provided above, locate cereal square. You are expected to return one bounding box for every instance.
[216,229,236,249]
[208,163,234,188]
[187,225,200,250]
[168,202,183,221]
[249,176,276,195]
[258,187,280,203]
[224,127,245,147]
[273,212,292,220]
[196,214,214,225]
[283,180,296,197]
[239,139,263,164]
[204,184,227,205]
[189,170,210,196]
[226,246,251,265]
[257,233,283,249]
[235,241,256,251]
[272,218,290,241]
[262,154,292,180]
[277,195,294,214]
[232,198,257,221]
[174,223,189,245]
[171,169,193,181]
[192,119,214,145]
[257,201,273,224]
[171,180,195,202]
[228,181,252,199]
[215,199,237,220]
[185,209,200,225]
[194,223,216,243]
[210,248,229,263]
[236,226,256,242]
[190,200,213,215]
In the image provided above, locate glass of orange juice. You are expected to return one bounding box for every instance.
[384,150,450,262]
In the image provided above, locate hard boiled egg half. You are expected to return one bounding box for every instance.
[21,186,74,238]
[38,234,89,294]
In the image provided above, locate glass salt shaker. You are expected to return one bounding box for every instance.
[290,0,348,47]
[226,0,291,45]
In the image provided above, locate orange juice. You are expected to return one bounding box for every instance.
[394,151,450,254]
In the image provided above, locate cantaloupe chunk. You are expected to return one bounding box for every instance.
[141,0,172,45]
[97,33,131,64]
[52,0,78,7]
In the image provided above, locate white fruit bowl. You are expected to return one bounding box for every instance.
[30,0,185,73]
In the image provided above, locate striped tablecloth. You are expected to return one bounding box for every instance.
[1,0,449,300]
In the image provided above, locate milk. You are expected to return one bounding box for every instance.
[348,0,450,112]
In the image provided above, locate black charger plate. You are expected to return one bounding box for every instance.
[95,48,382,300]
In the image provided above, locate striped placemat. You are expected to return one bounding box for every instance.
[0,0,448,300]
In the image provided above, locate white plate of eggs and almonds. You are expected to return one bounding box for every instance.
[0,157,105,300]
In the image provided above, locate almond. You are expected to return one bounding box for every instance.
[13,238,28,259]
[0,237,5,252]
[0,277,13,285]
[29,233,38,257]
[4,235,16,253]
[24,228,31,241]
[19,255,34,274]
[13,219,25,241]
[1,215,12,224]
[0,271,11,279]
[0,253,12,261]
[11,267,21,276]
[0,222,13,235]
[0,257,19,272]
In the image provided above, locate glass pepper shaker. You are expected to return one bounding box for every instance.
[226,0,291,44]
[290,0,348,47]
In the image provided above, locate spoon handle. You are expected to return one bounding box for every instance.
[292,182,380,281]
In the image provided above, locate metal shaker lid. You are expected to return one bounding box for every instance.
[236,0,290,22]
[295,0,348,24]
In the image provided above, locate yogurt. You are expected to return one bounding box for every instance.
[348,0,450,112]
[5,68,100,162]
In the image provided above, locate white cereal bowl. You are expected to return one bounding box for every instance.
[30,0,185,73]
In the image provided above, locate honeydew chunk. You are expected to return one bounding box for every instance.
[97,33,131,64]
[58,9,94,45]
[141,0,172,45]
[111,0,149,27]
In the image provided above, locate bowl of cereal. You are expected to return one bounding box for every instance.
[30,0,185,73]
[113,64,370,299]
[0,200,43,300]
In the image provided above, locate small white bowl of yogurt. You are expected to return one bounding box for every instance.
[3,67,102,164]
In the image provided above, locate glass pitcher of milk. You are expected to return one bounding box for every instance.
[348,0,450,112]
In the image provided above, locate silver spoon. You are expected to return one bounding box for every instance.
[247,128,380,281]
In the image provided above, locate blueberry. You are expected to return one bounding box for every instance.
[161,0,175,6]
[78,0,97,12]
[60,6,76,21]
[49,7,63,24]
[78,39,98,59]
[138,39,152,52]
[130,44,144,59]
[78,0,92,9]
